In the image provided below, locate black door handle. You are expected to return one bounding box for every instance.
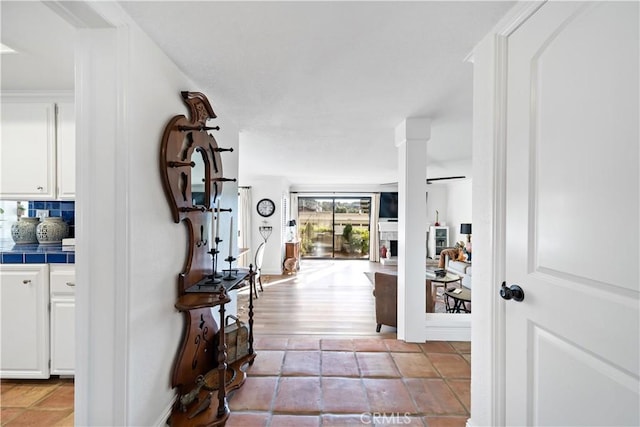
[500,281,525,302]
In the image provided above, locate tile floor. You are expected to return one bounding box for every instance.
[225,336,471,427]
[0,337,469,426]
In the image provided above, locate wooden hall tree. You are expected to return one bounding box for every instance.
[160,92,256,426]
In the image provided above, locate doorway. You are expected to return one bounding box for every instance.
[297,197,371,259]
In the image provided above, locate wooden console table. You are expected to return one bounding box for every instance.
[283,241,300,274]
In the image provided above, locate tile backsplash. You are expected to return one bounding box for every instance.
[28,201,75,238]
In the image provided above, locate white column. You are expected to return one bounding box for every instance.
[395,118,430,342]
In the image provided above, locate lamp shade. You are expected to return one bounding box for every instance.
[460,223,472,234]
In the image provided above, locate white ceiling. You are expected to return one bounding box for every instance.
[1,1,515,187]
[0,1,75,91]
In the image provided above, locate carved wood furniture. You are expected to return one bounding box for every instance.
[160,92,256,426]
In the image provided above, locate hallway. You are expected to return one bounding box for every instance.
[238,259,396,336]
[227,259,471,426]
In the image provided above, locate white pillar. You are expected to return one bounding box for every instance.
[395,118,430,342]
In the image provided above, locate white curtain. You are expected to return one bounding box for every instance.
[238,187,252,267]
[289,193,299,241]
[370,193,380,262]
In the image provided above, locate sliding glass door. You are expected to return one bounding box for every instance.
[298,197,371,259]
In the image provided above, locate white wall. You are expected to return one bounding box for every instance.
[426,184,447,227]
[445,179,472,245]
[425,184,447,249]
[239,175,290,275]
[425,180,472,249]
[127,27,240,426]
[75,4,240,426]
[126,28,195,427]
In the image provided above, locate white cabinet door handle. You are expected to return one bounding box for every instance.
[22,279,31,284]
[37,186,43,191]
[65,282,75,287]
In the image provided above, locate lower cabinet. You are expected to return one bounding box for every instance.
[0,264,76,379]
[50,265,76,375]
[0,264,50,379]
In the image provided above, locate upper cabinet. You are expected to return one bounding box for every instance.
[56,102,75,199]
[0,93,75,200]
[1,100,56,199]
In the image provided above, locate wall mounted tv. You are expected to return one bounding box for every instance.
[379,192,398,219]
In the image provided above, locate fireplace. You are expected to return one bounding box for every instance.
[389,240,397,257]
[378,221,398,265]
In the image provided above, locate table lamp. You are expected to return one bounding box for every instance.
[286,219,297,242]
[460,223,472,242]
[460,223,472,261]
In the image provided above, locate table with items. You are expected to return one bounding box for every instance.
[444,287,471,313]
[425,269,462,313]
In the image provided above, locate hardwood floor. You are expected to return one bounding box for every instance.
[237,259,397,337]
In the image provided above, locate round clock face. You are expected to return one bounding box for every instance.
[256,198,276,217]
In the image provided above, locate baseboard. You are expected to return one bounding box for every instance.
[153,396,175,427]
[380,256,398,266]
[424,313,471,341]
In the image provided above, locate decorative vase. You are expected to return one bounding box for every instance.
[11,217,40,244]
[380,245,387,259]
[36,217,68,245]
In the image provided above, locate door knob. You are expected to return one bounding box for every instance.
[500,281,525,302]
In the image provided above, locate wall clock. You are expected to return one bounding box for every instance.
[256,198,276,217]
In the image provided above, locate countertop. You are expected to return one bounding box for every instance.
[0,239,75,264]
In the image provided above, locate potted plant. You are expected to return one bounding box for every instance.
[342,224,353,253]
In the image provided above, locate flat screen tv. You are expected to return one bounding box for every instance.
[379,192,398,219]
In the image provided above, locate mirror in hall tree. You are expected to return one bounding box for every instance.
[160,91,223,223]
[191,147,206,206]
[160,91,226,293]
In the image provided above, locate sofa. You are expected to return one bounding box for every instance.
[446,259,472,289]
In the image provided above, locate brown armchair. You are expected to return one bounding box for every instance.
[373,272,397,332]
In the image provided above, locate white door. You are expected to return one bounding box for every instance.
[505,2,639,426]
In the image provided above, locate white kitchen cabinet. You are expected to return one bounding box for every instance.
[0,264,50,379]
[56,102,75,199]
[0,101,56,199]
[0,93,75,200]
[50,265,75,375]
